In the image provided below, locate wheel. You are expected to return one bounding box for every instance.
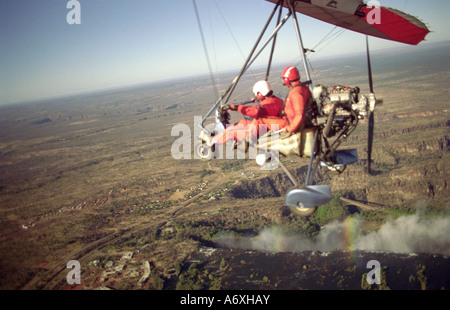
[289,205,318,217]
[325,164,346,173]
[195,140,214,160]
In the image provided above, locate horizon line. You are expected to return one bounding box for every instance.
[2,39,448,108]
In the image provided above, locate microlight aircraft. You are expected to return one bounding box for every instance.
[194,0,430,216]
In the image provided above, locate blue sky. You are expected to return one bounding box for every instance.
[1,0,449,105]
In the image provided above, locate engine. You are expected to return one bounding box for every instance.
[312,84,372,138]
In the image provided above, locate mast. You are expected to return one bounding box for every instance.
[288,0,312,90]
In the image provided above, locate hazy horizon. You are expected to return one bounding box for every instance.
[2,0,449,107]
[2,39,449,108]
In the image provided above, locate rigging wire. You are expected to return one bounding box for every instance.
[192,0,220,100]
[310,25,338,52]
[212,0,248,63]
[193,0,257,104]
[213,0,286,103]
[310,27,346,58]
[212,0,259,100]
[207,1,218,75]
[195,1,348,105]
[288,24,346,79]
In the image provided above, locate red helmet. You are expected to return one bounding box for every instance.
[281,66,300,85]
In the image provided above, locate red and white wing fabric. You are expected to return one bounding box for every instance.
[266,0,430,45]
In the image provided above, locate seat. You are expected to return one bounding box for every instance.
[257,126,317,158]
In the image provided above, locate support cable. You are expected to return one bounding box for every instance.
[266,0,284,80]
[193,0,220,100]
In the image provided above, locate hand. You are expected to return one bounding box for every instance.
[228,104,238,111]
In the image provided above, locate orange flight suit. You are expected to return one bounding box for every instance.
[250,83,313,135]
[213,96,284,145]
[280,83,313,133]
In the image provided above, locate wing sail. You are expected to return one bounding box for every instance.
[265,0,430,45]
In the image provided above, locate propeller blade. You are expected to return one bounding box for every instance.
[366,36,374,174]
[367,110,374,174]
[366,36,374,93]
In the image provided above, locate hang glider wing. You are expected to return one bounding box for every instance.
[265,0,430,45]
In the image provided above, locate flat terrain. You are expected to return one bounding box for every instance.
[0,42,449,290]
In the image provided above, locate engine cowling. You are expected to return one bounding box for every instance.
[312,85,373,138]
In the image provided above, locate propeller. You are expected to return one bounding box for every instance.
[366,35,375,174]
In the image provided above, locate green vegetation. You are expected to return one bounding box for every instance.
[310,195,348,225]
[197,169,215,178]
[361,267,390,290]
[175,262,223,290]
[176,263,204,290]
[220,160,245,171]
[198,182,234,202]
[409,264,427,290]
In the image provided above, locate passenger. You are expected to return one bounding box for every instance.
[279,66,314,134]
[209,80,284,146]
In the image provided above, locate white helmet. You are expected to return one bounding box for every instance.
[253,80,272,98]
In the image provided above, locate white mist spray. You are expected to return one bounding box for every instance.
[215,213,450,256]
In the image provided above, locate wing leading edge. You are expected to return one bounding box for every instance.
[265,0,430,45]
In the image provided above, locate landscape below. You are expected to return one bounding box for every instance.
[0,42,449,290]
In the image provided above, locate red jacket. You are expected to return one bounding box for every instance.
[284,84,312,133]
[237,96,284,119]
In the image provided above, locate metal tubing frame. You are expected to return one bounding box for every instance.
[269,151,298,186]
[199,0,315,130]
[288,1,318,185]
[198,1,291,130]
[288,0,312,90]
[198,1,320,188]
[271,129,319,187]
[239,12,291,81]
[198,96,222,133]
[219,1,280,107]
[199,1,320,183]
[266,1,284,80]
[305,130,319,185]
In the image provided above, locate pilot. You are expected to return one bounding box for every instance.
[279,66,313,133]
[208,80,284,146]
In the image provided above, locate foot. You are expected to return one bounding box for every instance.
[199,130,215,147]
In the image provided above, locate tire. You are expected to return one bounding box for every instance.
[195,141,214,160]
[325,164,346,173]
[289,206,318,217]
